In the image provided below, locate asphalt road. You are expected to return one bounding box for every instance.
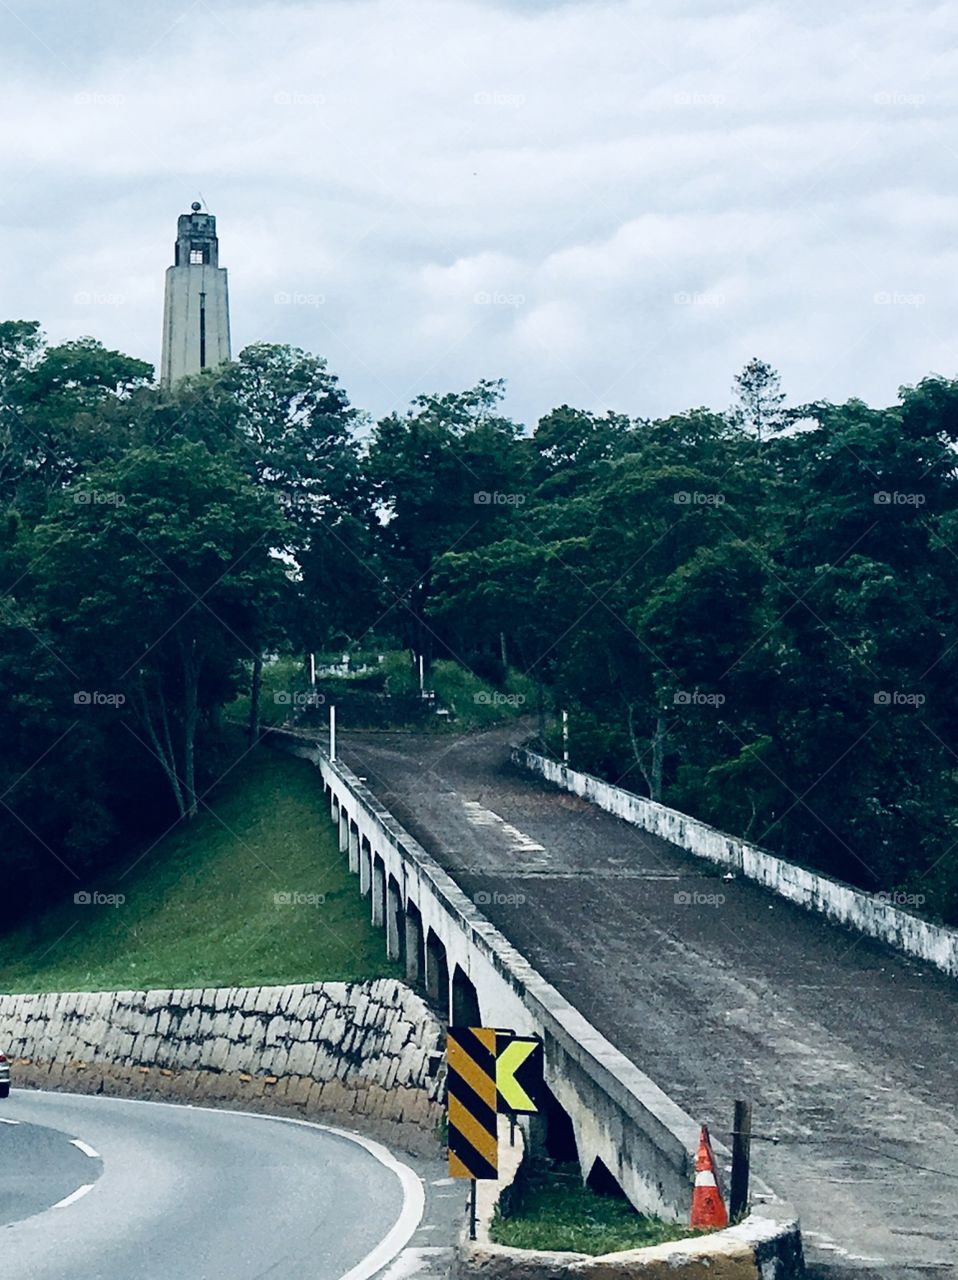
[341,726,958,1280]
[0,1090,452,1280]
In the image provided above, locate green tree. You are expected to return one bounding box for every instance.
[731,357,786,441]
[35,439,288,818]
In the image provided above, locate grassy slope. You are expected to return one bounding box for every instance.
[491,1164,702,1255]
[0,748,397,993]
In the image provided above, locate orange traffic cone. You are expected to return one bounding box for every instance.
[690,1125,729,1228]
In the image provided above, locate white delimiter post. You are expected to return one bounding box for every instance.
[329,704,336,762]
[160,202,231,387]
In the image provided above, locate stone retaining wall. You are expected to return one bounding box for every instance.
[514,746,958,980]
[0,979,444,1154]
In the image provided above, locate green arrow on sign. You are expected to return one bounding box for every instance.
[496,1037,541,1113]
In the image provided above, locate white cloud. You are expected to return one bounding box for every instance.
[1,0,956,425]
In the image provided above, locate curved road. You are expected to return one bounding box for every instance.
[0,1090,427,1279]
[341,726,958,1280]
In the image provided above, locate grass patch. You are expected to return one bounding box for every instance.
[0,747,398,993]
[429,660,536,730]
[491,1163,703,1256]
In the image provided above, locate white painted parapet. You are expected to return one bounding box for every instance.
[268,730,704,1222]
[513,746,958,980]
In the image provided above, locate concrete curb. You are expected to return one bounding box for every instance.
[457,1209,805,1280]
[457,1122,804,1279]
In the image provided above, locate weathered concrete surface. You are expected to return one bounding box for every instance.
[278,729,706,1222]
[340,727,958,1280]
[0,980,443,1154]
[460,1120,803,1280]
[516,748,958,979]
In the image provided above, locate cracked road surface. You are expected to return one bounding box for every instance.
[341,727,958,1280]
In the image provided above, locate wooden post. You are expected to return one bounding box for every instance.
[730,1100,752,1222]
[248,653,263,746]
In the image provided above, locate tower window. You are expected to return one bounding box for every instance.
[190,248,205,264]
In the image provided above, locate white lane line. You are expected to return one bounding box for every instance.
[70,1138,100,1159]
[27,1090,426,1280]
[462,801,546,853]
[0,1117,20,1125]
[52,1183,95,1209]
[324,1124,424,1280]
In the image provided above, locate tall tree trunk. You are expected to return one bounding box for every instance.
[248,653,263,746]
[133,676,186,819]
[650,713,665,803]
[627,702,666,803]
[180,636,201,819]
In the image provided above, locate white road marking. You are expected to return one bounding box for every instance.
[803,1231,886,1264]
[52,1183,94,1209]
[0,1117,20,1125]
[70,1138,100,1159]
[27,1089,427,1280]
[462,801,546,854]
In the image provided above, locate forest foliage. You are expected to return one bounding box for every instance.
[2,323,956,925]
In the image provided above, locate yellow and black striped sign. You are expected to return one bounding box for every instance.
[447,1026,499,1180]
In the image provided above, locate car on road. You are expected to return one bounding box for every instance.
[0,1052,9,1098]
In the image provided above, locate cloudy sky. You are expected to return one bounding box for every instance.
[1,0,955,428]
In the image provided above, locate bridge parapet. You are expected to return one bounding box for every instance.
[514,745,958,980]
[267,728,703,1221]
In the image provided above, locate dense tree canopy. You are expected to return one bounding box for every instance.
[1,328,956,928]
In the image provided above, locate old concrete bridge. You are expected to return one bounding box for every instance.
[270,726,957,1280]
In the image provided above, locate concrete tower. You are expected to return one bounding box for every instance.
[160,202,231,387]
